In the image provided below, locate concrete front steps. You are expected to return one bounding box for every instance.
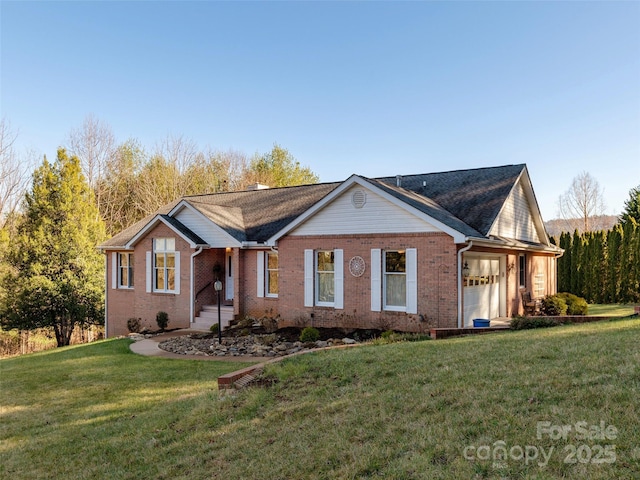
[191,305,234,331]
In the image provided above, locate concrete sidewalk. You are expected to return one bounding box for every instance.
[128,330,270,362]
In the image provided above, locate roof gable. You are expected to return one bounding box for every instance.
[269,175,469,243]
[170,201,243,247]
[488,168,549,245]
[124,214,207,249]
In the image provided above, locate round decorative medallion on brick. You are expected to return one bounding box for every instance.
[349,256,366,277]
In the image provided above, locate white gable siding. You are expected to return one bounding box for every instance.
[290,185,442,236]
[174,206,237,247]
[490,182,541,243]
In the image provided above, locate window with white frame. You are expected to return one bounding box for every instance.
[384,250,407,310]
[519,254,527,289]
[154,238,176,292]
[371,248,417,314]
[118,253,134,288]
[303,249,343,309]
[316,251,335,305]
[266,252,278,297]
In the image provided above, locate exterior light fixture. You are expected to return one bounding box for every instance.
[462,261,471,278]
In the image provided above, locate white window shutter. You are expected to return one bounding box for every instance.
[371,249,381,312]
[111,252,118,290]
[257,251,265,298]
[304,249,314,307]
[334,249,344,309]
[146,251,152,293]
[174,252,180,294]
[406,248,418,314]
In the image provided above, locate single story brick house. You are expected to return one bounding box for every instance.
[99,164,562,337]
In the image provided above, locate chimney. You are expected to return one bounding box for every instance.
[247,183,270,191]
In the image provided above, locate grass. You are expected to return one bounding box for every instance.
[2,319,640,479]
[587,304,637,317]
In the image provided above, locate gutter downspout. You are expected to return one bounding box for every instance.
[457,241,473,328]
[553,249,564,295]
[104,253,108,338]
[190,247,204,324]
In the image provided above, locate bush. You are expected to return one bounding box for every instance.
[209,323,219,334]
[156,311,169,331]
[540,295,568,316]
[557,292,588,315]
[127,318,141,333]
[373,330,431,344]
[299,326,320,343]
[381,329,395,339]
[510,316,564,330]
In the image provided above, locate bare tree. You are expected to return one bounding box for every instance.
[557,171,607,233]
[0,119,31,228]
[66,114,116,187]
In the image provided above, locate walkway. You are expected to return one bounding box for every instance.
[128,330,271,362]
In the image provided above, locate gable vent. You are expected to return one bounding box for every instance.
[351,189,367,209]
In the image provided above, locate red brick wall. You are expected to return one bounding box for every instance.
[105,223,193,337]
[238,249,282,321]
[272,232,458,332]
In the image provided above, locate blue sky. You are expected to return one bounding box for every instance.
[2,1,639,221]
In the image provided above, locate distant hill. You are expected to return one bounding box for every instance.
[545,215,619,238]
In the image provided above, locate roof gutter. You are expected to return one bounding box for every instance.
[457,240,473,328]
[190,247,204,325]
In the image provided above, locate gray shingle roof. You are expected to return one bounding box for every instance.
[159,215,207,246]
[100,164,531,249]
[99,182,341,248]
[375,164,526,237]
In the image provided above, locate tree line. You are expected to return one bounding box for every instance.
[554,186,640,304]
[0,116,319,348]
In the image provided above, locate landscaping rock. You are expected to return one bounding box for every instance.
[158,332,361,358]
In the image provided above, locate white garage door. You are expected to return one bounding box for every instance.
[463,258,500,327]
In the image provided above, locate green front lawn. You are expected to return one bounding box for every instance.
[2,320,639,479]
[588,304,637,317]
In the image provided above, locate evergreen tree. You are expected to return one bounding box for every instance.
[620,220,639,303]
[620,185,640,226]
[606,225,622,303]
[0,149,105,346]
[570,230,582,296]
[557,232,572,293]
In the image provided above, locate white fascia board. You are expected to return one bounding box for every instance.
[267,175,467,244]
[169,200,243,248]
[124,215,207,249]
[469,236,562,254]
[518,168,552,246]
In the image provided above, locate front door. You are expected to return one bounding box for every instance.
[463,257,501,326]
[225,250,234,301]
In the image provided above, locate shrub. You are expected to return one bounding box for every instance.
[127,318,141,333]
[557,292,588,315]
[209,323,219,334]
[373,331,431,345]
[156,311,169,331]
[299,327,320,343]
[381,329,395,339]
[510,316,564,330]
[540,295,568,316]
